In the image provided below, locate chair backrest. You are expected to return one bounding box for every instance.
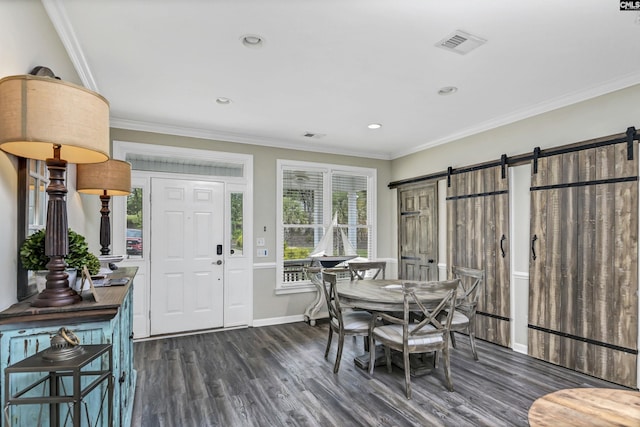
[374,279,459,345]
[451,266,484,312]
[321,271,344,325]
[348,261,386,280]
[305,266,347,284]
[404,279,459,340]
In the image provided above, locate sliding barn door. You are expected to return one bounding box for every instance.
[398,183,438,281]
[447,166,510,347]
[529,142,638,388]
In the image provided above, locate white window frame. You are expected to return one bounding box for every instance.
[27,159,48,234]
[276,159,377,293]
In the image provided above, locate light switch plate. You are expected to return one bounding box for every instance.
[256,238,265,247]
[257,248,268,257]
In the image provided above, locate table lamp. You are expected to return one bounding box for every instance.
[0,73,110,307]
[76,159,131,274]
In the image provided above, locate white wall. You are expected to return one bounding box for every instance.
[4,1,637,330]
[0,0,91,309]
[0,1,393,322]
[392,84,640,180]
[510,164,531,353]
[110,128,395,323]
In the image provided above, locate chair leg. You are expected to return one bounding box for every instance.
[385,346,392,373]
[450,330,457,348]
[369,334,376,375]
[364,335,370,352]
[334,332,345,373]
[404,351,412,399]
[442,346,454,392]
[324,328,333,359]
[469,331,479,361]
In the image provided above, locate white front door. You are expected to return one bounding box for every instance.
[150,178,224,335]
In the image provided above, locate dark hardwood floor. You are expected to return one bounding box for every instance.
[132,321,629,427]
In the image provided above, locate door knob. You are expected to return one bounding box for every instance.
[216,260,223,265]
[428,259,434,263]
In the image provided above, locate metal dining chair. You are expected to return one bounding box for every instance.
[321,271,373,373]
[368,279,459,398]
[348,261,386,280]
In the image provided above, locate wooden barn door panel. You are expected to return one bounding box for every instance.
[447,165,510,347]
[529,142,638,388]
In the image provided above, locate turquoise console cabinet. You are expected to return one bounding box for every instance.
[0,267,137,427]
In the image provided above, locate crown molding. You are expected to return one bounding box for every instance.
[109,117,392,161]
[392,71,640,159]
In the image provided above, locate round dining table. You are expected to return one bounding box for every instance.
[336,278,456,374]
[336,279,455,311]
[528,388,640,426]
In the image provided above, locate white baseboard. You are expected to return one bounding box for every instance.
[252,314,306,327]
[512,343,528,355]
[253,262,277,269]
[134,324,248,342]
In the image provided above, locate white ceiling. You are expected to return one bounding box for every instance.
[43,0,640,160]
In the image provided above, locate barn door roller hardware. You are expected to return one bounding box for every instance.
[532,147,541,174]
[626,126,636,161]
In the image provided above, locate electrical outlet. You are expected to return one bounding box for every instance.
[256,248,268,257]
[256,238,265,247]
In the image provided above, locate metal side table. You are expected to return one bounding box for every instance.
[4,344,113,427]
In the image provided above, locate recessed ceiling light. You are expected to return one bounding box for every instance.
[438,86,458,95]
[368,123,382,129]
[241,34,264,48]
[216,97,231,105]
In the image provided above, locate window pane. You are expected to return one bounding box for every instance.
[126,153,243,177]
[28,176,36,226]
[283,226,322,260]
[27,159,48,232]
[333,174,368,256]
[282,226,322,283]
[38,180,46,226]
[278,162,375,288]
[332,174,368,225]
[354,227,371,257]
[126,188,143,258]
[23,159,49,300]
[283,170,323,226]
[230,192,243,256]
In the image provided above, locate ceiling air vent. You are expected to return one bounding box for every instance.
[436,30,487,55]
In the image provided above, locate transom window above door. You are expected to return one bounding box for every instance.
[126,153,244,177]
[276,160,377,291]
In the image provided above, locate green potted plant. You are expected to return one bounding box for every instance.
[20,229,101,290]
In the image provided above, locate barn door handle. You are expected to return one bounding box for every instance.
[500,235,506,258]
[531,234,538,260]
